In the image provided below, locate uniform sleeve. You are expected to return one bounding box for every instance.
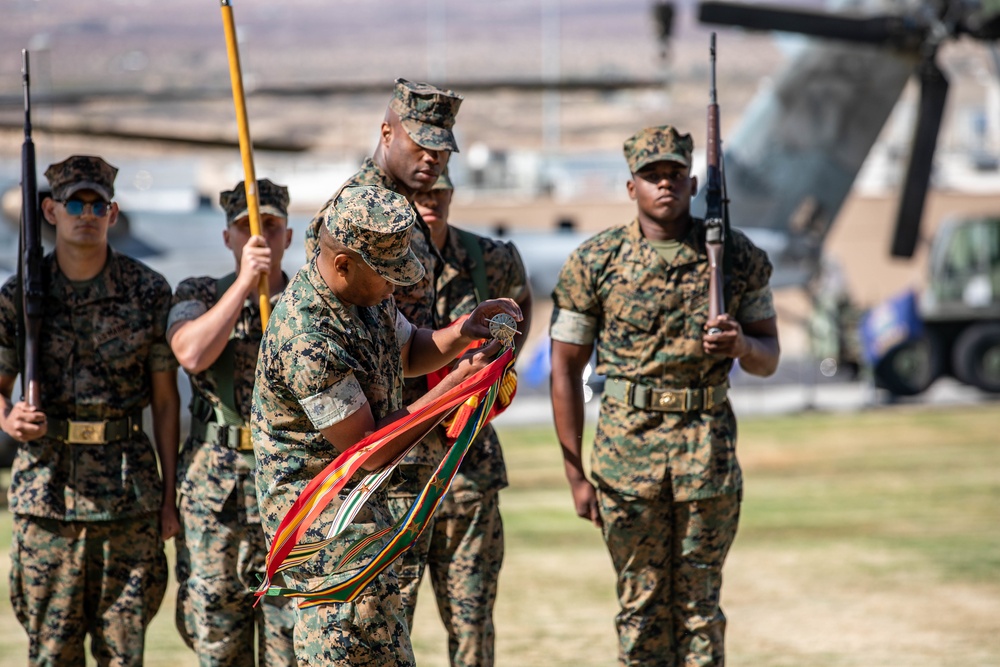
[167,277,211,332]
[278,332,367,431]
[737,285,776,323]
[395,310,415,348]
[149,277,180,373]
[482,239,529,300]
[733,231,776,323]
[549,247,599,345]
[0,277,21,377]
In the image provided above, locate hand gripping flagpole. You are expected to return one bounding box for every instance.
[220,0,270,325]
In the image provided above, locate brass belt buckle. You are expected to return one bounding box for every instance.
[67,420,107,444]
[238,427,253,451]
[656,390,678,409]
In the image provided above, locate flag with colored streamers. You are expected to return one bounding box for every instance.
[255,346,515,605]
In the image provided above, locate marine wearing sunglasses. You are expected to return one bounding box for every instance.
[56,197,111,218]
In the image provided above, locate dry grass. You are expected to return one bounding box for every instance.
[0,404,997,666]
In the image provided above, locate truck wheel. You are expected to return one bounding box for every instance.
[874,332,943,396]
[952,323,1000,393]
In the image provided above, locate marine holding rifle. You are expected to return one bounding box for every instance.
[0,155,181,665]
[548,126,780,666]
[167,179,295,666]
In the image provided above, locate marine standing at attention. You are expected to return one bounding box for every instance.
[168,179,296,666]
[253,184,521,666]
[549,126,780,666]
[0,155,180,665]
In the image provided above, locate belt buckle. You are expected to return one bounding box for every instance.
[238,427,253,452]
[704,387,716,410]
[654,389,672,410]
[67,420,107,445]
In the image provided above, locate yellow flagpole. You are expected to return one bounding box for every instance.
[220,0,270,325]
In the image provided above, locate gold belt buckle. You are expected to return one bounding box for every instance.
[67,420,107,444]
[238,427,253,451]
[653,389,681,410]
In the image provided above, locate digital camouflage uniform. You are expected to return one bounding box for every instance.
[169,178,295,667]
[0,159,175,667]
[301,79,466,631]
[253,186,424,667]
[408,224,528,667]
[550,127,776,667]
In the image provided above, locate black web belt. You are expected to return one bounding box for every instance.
[48,412,143,444]
[189,416,253,452]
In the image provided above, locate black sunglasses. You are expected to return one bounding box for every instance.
[60,199,111,217]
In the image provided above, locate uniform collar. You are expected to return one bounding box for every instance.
[305,256,376,344]
[48,246,122,304]
[359,158,401,191]
[627,216,706,269]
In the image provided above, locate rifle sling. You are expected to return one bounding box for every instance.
[455,228,490,304]
[190,272,244,428]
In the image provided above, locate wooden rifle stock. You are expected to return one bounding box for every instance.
[20,50,43,409]
[220,0,270,327]
[704,33,726,336]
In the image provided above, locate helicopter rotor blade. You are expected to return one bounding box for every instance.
[698,1,927,49]
[891,57,949,258]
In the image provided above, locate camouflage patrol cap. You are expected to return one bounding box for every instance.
[430,168,454,191]
[623,125,694,173]
[219,178,290,225]
[44,155,118,202]
[389,78,463,153]
[325,185,425,286]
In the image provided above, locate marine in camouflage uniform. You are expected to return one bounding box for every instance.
[300,78,468,626]
[168,179,295,667]
[0,155,181,666]
[400,171,532,666]
[302,78,463,322]
[549,127,780,667]
[252,185,519,667]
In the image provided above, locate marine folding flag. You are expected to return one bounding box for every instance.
[255,344,516,605]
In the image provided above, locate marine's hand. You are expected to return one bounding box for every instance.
[447,340,503,383]
[236,235,272,291]
[569,477,602,529]
[461,298,522,340]
[160,501,180,541]
[2,401,47,442]
[703,314,750,359]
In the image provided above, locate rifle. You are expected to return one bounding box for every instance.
[20,50,44,409]
[704,33,730,337]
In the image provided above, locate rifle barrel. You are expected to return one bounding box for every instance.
[21,49,43,409]
[705,34,725,335]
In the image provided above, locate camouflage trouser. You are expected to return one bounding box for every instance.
[385,464,437,627]
[9,513,167,667]
[292,570,415,667]
[424,489,504,667]
[596,486,740,667]
[174,491,295,667]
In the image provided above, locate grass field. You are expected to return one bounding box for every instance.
[0,404,997,666]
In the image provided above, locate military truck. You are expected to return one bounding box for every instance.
[861,215,1000,396]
